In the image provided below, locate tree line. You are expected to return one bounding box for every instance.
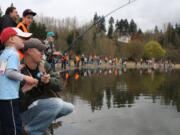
[1,9,180,63]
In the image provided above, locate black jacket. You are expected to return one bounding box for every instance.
[0,15,17,33]
[20,62,64,112]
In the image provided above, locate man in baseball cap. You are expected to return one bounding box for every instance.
[17,9,36,32]
[23,38,47,63]
[24,38,46,51]
[20,38,74,135]
[23,9,36,17]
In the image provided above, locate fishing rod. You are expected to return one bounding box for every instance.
[63,0,137,54]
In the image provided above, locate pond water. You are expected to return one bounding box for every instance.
[54,69,180,135]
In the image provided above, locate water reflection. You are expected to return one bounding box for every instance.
[54,69,180,135]
[60,69,180,112]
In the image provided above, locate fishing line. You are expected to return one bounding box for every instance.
[63,0,137,54]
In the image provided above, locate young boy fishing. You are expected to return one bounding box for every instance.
[0,27,38,135]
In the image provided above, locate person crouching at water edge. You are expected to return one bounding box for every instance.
[19,38,74,135]
[0,27,38,135]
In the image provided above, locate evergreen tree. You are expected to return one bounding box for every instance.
[115,20,119,34]
[29,21,47,40]
[67,32,74,46]
[115,19,123,36]
[129,19,137,35]
[99,16,106,33]
[93,12,99,24]
[175,24,180,35]
[40,23,47,39]
[154,25,161,42]
[164,23,176,47]
[137,28,143,35]
[107,17,114,39]
[123,19,129,35]
[174,24,180,48]
[93,13,106,35]
[118,19,123,35]
[115,19,130,36]
[154,25,159,34]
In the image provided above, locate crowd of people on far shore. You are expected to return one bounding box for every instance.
[0,6,74,135]
[55,53,173,71]
[58,54,127,69]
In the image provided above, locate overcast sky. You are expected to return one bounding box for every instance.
[0,0,180,31]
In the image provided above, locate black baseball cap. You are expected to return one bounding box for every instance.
[23,9,36,17]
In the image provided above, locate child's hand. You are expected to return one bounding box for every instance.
[24,76,38,85]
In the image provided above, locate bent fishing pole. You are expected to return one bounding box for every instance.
[63,0,137,54]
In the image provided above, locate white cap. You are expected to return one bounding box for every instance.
[12,27,32,38]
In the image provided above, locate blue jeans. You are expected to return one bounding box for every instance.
[21,98,74,135]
